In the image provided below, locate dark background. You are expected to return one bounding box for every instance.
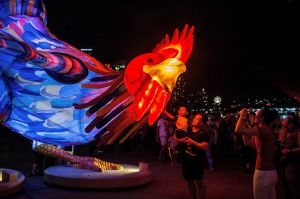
[44,0,299,103]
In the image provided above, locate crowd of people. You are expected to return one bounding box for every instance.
[153,106,300,199]
[30,105,300,199]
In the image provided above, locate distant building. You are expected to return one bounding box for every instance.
[80,48,93,56]
[167,75,189,114]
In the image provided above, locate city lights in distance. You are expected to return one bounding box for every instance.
[214,96,222,104]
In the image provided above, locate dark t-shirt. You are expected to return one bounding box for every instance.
[180,127,209,180]
[182,128,209,162]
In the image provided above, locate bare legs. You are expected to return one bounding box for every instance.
[186,179,206,199]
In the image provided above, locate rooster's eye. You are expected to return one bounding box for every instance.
[147,58,153,63]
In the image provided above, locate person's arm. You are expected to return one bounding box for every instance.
[173,134,188,142]
[235,108,259,136]
[242,135,252,147]
[242,135,256,150]
[282,131,300,155]
[163,110,175,120]
[184,138,208,151]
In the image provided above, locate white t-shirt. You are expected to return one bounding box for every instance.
[157,118,169,137]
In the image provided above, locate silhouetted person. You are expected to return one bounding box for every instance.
[235,108,278,199]
[156,114,169,161]
[278,114,300,199]
[175,113,209,199]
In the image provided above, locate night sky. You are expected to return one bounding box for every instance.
[44,0,299,103]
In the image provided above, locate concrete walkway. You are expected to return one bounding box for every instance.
[1,129,286,199]
[7,152,256,199]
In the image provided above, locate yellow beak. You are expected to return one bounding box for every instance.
[143,58,186,92]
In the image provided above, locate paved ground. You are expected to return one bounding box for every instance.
[4,152,255,199]
[1,128,286,199]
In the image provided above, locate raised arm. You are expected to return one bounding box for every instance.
[235,108,259,136]
[163,110,175,120]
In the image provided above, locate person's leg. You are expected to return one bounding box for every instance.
[31,151,44,175]
[159,145,167,161]
[253,169,268,199]
[186,180,196,199]
[195,179,205,199]
[269,171,278,199]
[168,147,175,165]
[253,169,278,199]
[206,145,214,171]
[284,161,300,199]
[280,163,290,199]
[159,136,167,161]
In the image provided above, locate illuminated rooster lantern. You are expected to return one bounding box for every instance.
[0,0,194,171]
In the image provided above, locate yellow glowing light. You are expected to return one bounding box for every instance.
[138,99,144,109]
[150,105,157,114]
[102,167,140,175]
[0,170,2,182]
[123,167,140,173]
[152,76,159,82]
[143,58,186,92]
[145,90,150,96]
[164,65,176,73]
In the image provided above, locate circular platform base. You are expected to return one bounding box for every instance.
[44,162,152,189]
[0,168,25,198]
